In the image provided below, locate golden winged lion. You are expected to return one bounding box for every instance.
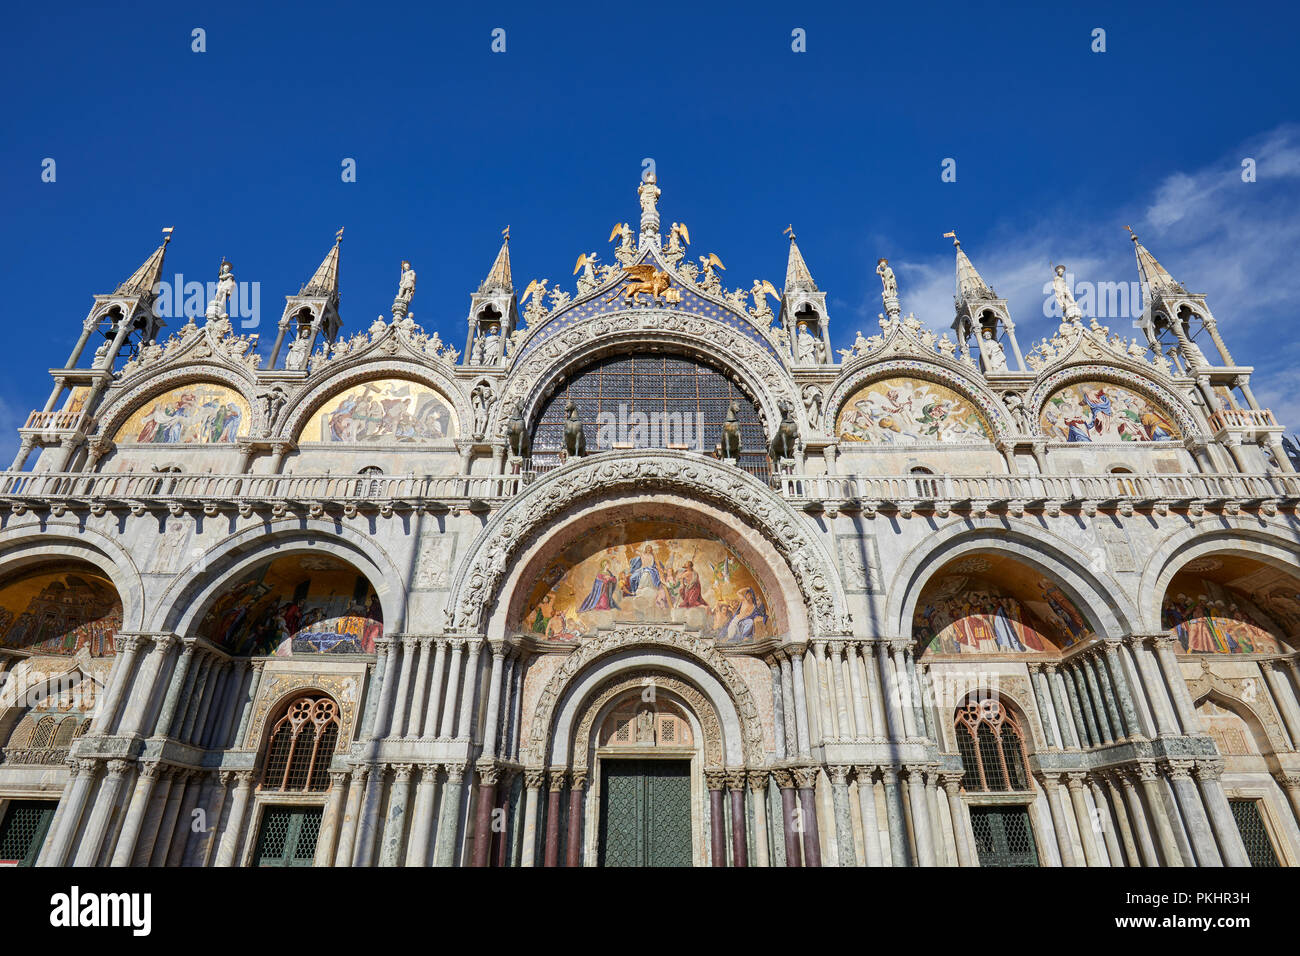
[610,264,674,305]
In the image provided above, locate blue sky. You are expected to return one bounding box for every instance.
[3,1,1299,460]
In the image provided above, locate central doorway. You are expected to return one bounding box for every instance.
[598,759,692,867]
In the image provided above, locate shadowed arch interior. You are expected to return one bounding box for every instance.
[1161,553,1298,654]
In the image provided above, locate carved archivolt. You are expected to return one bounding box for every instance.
[522,626,764,767]
[1185,667,1290,755]
[447,451,849,635]
[246,673,362,751]
[569,670,724,771]
[496,310,797,435]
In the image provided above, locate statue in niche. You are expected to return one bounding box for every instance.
[563,400,586,458]
[635,707,655,744]
[284,326,312,370]
[480,326,503,365]
[1003,391,1031,432]
[501,400,529,460]
[796,321,818,364]
[802,384,824,431]
[981,328,1008,371]
[470,381,495,440]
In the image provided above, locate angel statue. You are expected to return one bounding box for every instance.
[205,260,236,321]
[664,222,691,265]
[749,279,778,323]
[698,253,725,296]
[609,222,636,266]
[573,252,601,295]
[521,278,550,325]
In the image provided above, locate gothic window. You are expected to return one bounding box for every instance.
[260,695,340,793]
[3,713,89,765]
[954,699,1030,792]
[531,352,766,472]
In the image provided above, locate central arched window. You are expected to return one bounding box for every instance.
[260,695,340,793]
[531,352,766,472]
[954,699,1030,792]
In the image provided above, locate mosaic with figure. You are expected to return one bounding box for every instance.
[1039,381,1179,442]
[519,520,780,644]
[0,567,120,656]
[914,555,1094,654]
[197,555,382,656]
[1162,561,1292,654]
[300,378,454,443]
[114,383,249,444]
[837,377,991,444]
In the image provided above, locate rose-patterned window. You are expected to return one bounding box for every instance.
[954,699,1030,792]
[260,695,340,792]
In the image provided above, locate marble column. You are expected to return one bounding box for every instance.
[543,770,565,868]
[379,639,407,738]
[1137,763,1185,866]
[1152,637,1199,733]
[1262,661,1300,747]
[1195,761,1250,867]
[1066,665,1100,747]
[110,760,162,866]
[892,646,918,739]
[232,661,265,749]
[1118,770,1160,866]
[1274,772,1300,832]
[877,643,905,743]
[903,647,926,740]
[438,642,464,738]
[407,638,432,739]
[828,765,856,866]
[456,641,484,741]
[494,771,514,867]
[91,636,143,734]
[520,769,545,867]
[433,763,466,867]
[74,759,131,866]
[941,775,974,866]
[1103,642,1143,740]
[1041,775,1078,866]
[1088,778,1124,866]
[768,658,788,760]
[1130,637,1179,736]
[566,769,587,867]
[405,764,439,867]
[481,644,507,759]
[1085,655,1121,743]
[334,766,368,866]
[473,765,500,867]
[43,758,97,866]
[881,768,909,866]
[119,637,174,738]
[726,771,748,867]
[179,654,214,744]
[778,655,798,757]
[925,771,947,865]
[1028,664,1060,749]
[1044,664,1080,749]
[316,771,350,867]
[1103,773,1140,866]
[862,643,889,741]
[423,641,449,739]
[845,643,872,739]
[706,770,727,866]
[1065,772,1101,866]
[854,767,884,867]
[380,764,415,866]
[903,767,935,866]
[830,643,853,739]
[1165,760,1222,866]
[748,772,771,867]
[130,771,175,867]
[789,648,812,757]
[214,772,254,867]
[794,766,822,867]
[774,770,801,867]
[214,659,251,749]
[813,642,837,743]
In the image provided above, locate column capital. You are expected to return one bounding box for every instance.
[704,768,727,791]
[771,768,795,789]
[939,773,964,795]
[391,763,414,783]
[724,769,747,792]
[1064,771,1089,790]
[746,770,769,793]
[1272,771,1300,790]
[880,766,900,785]
[1193,759,1224,782]
[570,769,588,791]
[547,768,568,791]
[445,762,469,784]
[328,770,350,787]
[524,768,546,791]
[477,763,501,786]
[792,766,819,790]
[105,759,132,778]
[1162,759,1195,780]
[828,765,852,786]
[234,770,256,788]
[853,765,878,786]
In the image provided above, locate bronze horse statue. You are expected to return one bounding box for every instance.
[563,401,586,458]
[721,400,742,463]
[502,401,529,460]
[767,399,799,464]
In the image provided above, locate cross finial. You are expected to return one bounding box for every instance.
[335,226,345,243]
[784,224,795,240]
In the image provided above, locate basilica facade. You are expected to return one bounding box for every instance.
[1,177,1299,868]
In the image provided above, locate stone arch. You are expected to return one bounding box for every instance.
[151,521,407,639]
[523,626,763,768]
[1139,520,1300,634]
[496,311,800,437]
[1028,363,1201,440]
[93,364,260,446]
[1186,678,1290,757]
[0,522,144,634]
[887,518,1138,643]
[0,660,97,746]
[824,358,1011,445]
[279,358,468,444]
[446,450,849,636]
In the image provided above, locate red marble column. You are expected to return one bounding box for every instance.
[565,770,587,867]
[543,770,565,868]
[472,767,499,868]
[727,771,748,867]
[795,767,822,868]
[707,770,727,866]
[776,770,802,866]
[493,773,512,868]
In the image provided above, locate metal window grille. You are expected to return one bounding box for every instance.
[30,716,56,750]
[530,352,767,471]
[52,717,77,748]
[969,806,1039,866]
[954,700,1031,793]
[1229,799,1280,867]
[260,696,339,793]
[0,800,57,867]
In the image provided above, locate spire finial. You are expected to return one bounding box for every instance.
[943,230,959,247]
[162,226,174,246]
[502,225,510,241]
[785,224,796,241]
[335,226,344,244]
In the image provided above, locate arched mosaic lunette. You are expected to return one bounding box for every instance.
[446,451,849,636]
[1028,363,1201,439]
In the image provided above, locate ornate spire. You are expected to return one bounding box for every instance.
[479,226,513,294]
[1127,226,1185,305]
[947,232,995,300]
[783,225,818,293]
[114,227,173,296]
[300,227,344,297]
